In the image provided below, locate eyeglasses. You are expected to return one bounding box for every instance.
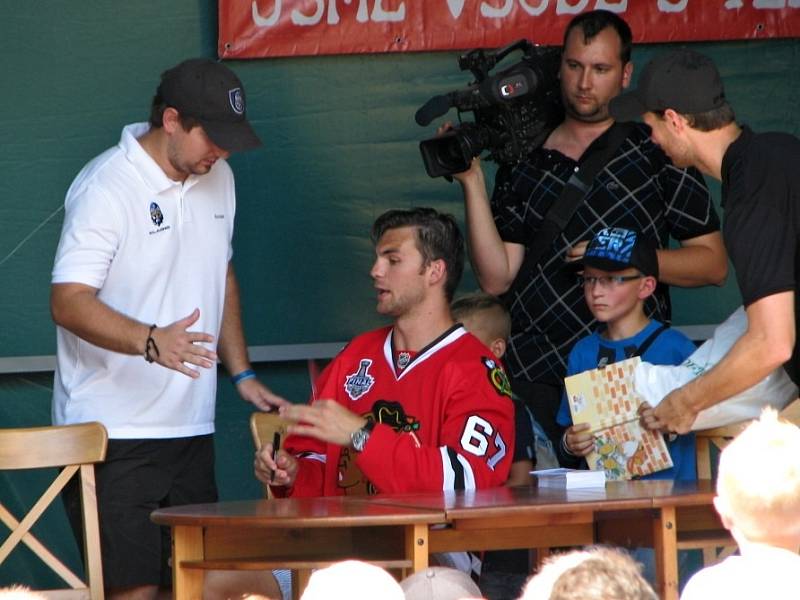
[578,274,643,288]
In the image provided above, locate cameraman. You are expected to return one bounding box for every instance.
[443,10,727,451]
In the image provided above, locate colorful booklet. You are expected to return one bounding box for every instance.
[564,356,672,480]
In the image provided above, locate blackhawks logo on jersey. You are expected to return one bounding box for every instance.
[482,357,512,398]
[344,359,375,400]
[338,401,419,496]
[372,399,420,433]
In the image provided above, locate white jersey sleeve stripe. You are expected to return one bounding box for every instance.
[441,446,456,490]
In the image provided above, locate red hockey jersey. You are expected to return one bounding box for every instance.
[280,325,515,497]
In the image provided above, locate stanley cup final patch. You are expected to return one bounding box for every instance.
[344,359,376,401]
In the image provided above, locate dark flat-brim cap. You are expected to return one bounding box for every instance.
[610,49,725,122]
[609,91,650,122]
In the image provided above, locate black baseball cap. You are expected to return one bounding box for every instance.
[580,228,659,278]
[158,58,261,153]
[609,49,726,122]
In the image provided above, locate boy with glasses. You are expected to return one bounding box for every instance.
[556,227,697,480]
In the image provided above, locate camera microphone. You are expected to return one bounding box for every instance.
[414,94,453,126]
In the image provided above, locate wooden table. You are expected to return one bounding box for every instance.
[153,480,723,600]
[151,496,445,600]
[369,479,723,600]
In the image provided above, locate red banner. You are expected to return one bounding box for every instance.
[219,1,800,59]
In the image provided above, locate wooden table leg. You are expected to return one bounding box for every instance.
[292,569,312,600]
[405,523,430,577]
[653,506,679,600]
[533,547,550,571]
[172,525,204,600]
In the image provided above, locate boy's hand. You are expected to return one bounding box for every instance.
[564,423,594,457]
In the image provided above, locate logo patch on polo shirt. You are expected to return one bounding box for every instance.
[150,202,164,227]
[148,201,171,235]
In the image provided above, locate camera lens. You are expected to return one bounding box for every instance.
[419,131,473,178]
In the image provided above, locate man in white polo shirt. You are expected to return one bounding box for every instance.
[50,58,284,599]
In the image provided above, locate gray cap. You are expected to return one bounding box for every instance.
[400,567,482,600]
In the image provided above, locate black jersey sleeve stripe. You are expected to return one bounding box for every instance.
[446,446,466,490]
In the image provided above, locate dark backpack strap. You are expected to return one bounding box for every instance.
[508,122,635,293]
[632,323,669,358]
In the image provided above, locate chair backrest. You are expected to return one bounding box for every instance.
[0,422,108,600]
[779,397,800,423]
[694,398,800,480]
[694,421,751,480]
[249,412,290,499]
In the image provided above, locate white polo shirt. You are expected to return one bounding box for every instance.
[52,123,235,439]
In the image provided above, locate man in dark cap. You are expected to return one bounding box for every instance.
[51,58,285,599]
[610,49,800,434]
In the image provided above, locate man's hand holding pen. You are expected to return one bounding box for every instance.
[254,440,298,488]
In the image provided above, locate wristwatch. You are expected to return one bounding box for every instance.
[350,420,376,452]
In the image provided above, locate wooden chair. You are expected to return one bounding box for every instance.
[0,422,108,599]
[250,412,290,500]
[679,420,751,565]
[250,412,312,597]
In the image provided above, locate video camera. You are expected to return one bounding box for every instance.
[416,39,563,178]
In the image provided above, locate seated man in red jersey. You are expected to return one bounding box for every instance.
[255,207,515,496]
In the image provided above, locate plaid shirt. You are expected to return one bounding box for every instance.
[493,122,719,386]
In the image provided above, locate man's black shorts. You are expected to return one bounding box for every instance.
[63,435,217,590]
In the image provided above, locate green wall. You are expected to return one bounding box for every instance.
[0,0,797,588]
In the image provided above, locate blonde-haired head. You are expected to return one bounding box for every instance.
[715,408,800,546]
[0,587,47,600]
[300,560,404,600]
[451,292,510,358]
[519,546,657,600]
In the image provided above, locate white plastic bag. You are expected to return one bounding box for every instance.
[634,306,798,430]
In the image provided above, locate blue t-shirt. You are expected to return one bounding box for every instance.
[557,320,697,481]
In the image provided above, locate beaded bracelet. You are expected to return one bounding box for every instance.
[144,324,160,363]
[231,369,256,385]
